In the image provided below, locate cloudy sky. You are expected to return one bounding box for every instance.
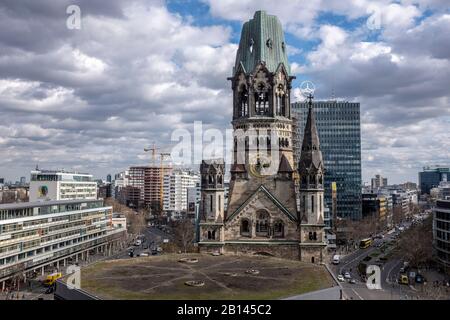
[0,0,449,184]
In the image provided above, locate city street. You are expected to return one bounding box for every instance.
[329,221,440,300]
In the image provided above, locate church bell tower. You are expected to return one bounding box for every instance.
[298,95,327,263]
[226,10,298,222]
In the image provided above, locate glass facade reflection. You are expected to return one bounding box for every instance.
[292,101,362,220]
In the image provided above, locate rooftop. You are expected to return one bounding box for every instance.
[0,199,103,210]
[31,169,92,176]
[234,10,290,76]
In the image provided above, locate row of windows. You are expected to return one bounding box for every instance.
[437,240,450,252]
[436,230,450,241]
[0,230,107,266]
[436,210,450,221]
[436,220,450,231]
[0,210,109,235]
[0,201,104,221]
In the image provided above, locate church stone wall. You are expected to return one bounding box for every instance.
[223,243,299,260]
[223,191,299,241]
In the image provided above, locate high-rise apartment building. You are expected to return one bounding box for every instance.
[371,174,388,191]
[163,170,200,213]
[127,165,173,210]
[112,170,129,199]
[29,169,97,202]
[292,101,362,220]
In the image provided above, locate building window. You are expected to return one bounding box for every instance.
[256,210,269,236]
[273,220,284,238]
[239,88,249,117]
[241,219,250,237]
[207,230,216,240]
[210,195,213,213]
[255,83,269,115]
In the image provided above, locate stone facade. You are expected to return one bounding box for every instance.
[198,11,326,263]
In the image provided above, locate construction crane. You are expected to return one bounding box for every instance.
[144,142,159,166]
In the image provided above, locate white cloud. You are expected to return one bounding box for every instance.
[0,0,448,184]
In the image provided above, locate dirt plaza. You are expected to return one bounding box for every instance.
[78,253,334,300]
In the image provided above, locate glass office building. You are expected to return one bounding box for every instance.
[292,101,362,220]
[419,166,449,195]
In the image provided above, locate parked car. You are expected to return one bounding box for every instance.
[349,279,357,284]
[344,272,351,279]
[332,255,340,265]
[140,252,149,257]
[415,274,425,284]
[337,275,345,282]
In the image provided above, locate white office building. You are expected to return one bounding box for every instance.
[29,169,97,202]
[163,170,200,213]
[0,199,126,287]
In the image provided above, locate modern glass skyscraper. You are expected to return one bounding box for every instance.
[292,101,362,220]
[419,165,449,195]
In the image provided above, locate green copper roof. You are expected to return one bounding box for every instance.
[234,11,290,76]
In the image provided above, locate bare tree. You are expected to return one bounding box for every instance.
[392,205,404,226]
[104,198,146,236]
[396,216,432,267]
[343,216,379,241]
[172,218,195,253]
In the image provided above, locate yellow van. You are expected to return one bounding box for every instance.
[43,272,62,286]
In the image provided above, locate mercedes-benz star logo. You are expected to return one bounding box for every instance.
[299,80,316,98]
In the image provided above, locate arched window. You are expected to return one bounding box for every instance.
[313,232,317,240]
[311,195,315,214]
[212,230,216,240]
[210,195,213,213]
[301,176,307,185]
[241,219,250,236]
[308,232,313,240]
[281,93,286,115]
[255,83,269,115]
[273,220,284,238]
[239,87,248,117]
[256,210,269,236]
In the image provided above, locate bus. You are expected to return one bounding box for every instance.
[359,238,373,249]
[43,272,62,286]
